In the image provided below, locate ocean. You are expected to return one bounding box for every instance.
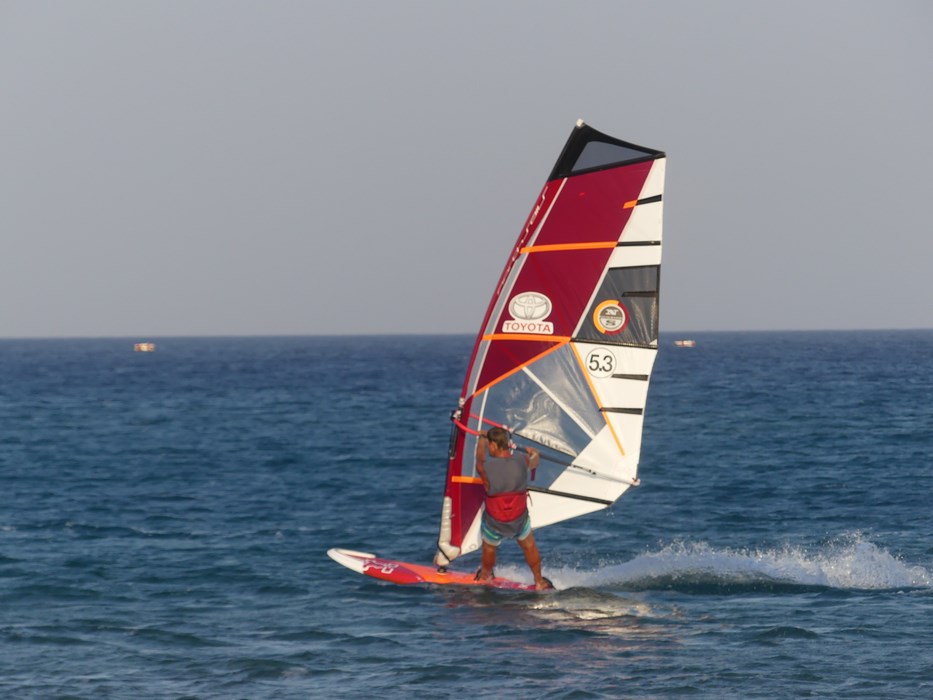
[1,332,931,698]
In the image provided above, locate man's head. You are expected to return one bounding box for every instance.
[486,427,510,453]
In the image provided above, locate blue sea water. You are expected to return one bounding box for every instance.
[1,331,931,698]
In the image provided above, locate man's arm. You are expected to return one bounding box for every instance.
[475,435,490,491]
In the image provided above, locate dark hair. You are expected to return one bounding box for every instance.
[486,427,510,450]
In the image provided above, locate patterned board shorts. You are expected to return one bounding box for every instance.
[481,513,532,547]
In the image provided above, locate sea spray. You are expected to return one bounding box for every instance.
[545,534,932,592]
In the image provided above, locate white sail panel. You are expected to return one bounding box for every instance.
[580,345,658,406]
[603,411,647,475]
[528,492,606,529]
[619,201,663,243]
[607,244,662,268]
[638,159,666,201]
[618,159,665,244]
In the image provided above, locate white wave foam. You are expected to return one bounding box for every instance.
[549,534,932,591]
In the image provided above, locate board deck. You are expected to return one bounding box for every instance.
[327,548,541,591]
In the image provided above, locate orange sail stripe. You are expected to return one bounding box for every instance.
[481,333,572,343]
[451,476,483,485]
[472,338,570,398]
[519,241,617,254]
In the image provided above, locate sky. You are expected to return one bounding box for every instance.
[2,1,931,338]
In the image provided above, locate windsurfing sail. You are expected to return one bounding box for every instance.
[436,120,665,567]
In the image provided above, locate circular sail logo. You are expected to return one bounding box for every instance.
[593,300,629,335]
[503,292,554,334]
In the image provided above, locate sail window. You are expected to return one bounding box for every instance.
[573,141,656,174]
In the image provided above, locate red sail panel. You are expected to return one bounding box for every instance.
[498,247,611,334]
[449,474,483,548]
[529,162,654,248]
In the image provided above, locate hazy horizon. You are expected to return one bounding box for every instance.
[3,326,931,343]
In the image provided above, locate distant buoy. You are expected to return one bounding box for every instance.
[134,342,156,352]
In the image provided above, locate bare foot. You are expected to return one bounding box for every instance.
[474,568,494,582]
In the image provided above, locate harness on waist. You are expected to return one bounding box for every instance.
[484,490,528,522]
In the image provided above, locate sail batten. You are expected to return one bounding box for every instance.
[528,487,614,506]
[435,122,665,567]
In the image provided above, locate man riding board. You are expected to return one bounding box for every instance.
[474,427,553,591]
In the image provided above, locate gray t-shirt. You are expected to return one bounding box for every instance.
[483,455,529,534]
[485,455,528,494]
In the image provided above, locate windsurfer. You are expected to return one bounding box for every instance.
[474,428,553,590]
